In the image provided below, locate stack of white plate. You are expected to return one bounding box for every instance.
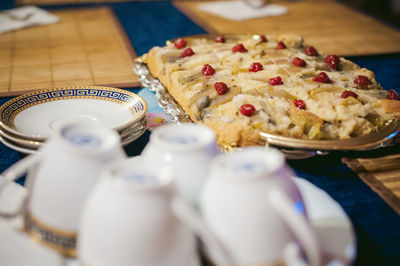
[0,86,148,154]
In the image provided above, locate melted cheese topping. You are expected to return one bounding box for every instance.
[148,35,397,142]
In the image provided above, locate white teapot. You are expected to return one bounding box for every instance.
[199,147,322,266]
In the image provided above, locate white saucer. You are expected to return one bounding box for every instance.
[120,117,147,139]
[121,122,148,146]
[0,177,355,265]
[0,128,42,149]
[294,178,356,265]
[0,115,145,143]
[0,135,37,154]
[0,86,147,140]
[0,119,148,154]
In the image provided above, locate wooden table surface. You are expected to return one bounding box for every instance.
[0,7,139,97]
[174,0,400,56]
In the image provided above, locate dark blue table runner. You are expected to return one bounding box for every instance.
[0,1,399,265]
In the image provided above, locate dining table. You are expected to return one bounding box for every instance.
[0,0,399,265]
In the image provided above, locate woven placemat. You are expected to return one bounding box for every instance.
[342,154,400,215]
[173,0,400,56]
[16,0,133,5]
[0,6,140,97]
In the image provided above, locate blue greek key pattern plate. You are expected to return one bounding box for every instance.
[0,86,147,140]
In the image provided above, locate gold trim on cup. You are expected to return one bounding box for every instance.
[24,212,77,257]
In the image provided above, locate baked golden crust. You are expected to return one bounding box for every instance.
[146,34,399,147]
[381,99,400,115]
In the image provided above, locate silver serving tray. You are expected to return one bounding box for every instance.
[133,56,400,159]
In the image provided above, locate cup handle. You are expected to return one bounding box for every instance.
[171,196,232,266]
[267,190,322,266]
[284,242,309,266]
[0,154,41,218]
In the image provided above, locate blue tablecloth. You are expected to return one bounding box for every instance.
[0,1,399,265]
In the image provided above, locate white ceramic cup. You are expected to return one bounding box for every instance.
[0,122,126,256]
[200,147,322,266]
[140,123,219,207]
[78,157,202,266]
